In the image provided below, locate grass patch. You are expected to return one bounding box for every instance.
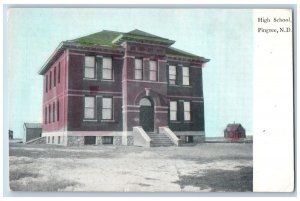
[10,177,79,191]
[174,166,253,192]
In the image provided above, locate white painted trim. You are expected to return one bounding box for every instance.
[155,111,168,114]
[68,89,122,94]
[155,106,169,109]
[68,94,84,97]
[123,56,135,59]
[167,95,203,99]
[122,105,140,108]
[122,110,139,113]
[123,79,168,84]
[69,52,85,56]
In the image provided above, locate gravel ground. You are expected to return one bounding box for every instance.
[9,143,253,192]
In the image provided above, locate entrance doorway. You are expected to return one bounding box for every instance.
[139,98,154,132]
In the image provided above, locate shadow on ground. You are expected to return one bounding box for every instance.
[173,166,253,192]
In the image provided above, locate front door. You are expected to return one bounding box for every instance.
[139,98,154,132]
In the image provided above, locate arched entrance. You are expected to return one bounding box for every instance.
[139,97,154,132]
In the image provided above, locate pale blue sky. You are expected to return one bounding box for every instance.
[7,8,253,138]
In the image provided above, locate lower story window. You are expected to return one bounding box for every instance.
[48,136,50,143]
[58,136,61,144]
[84,136,96,145]
[102,97,113,120]
[185,136,193,143]
[52,136,54,143]
[102,136,113,144]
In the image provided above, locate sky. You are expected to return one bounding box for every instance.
[7,8,253,138]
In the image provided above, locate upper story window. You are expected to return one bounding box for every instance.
[54,67,56,87]
[49,71,52,89]
[84,96,95,119]
[134,59,143,80]
[84,56,96,79]
[169,65,176,85]
[45,75,48,93]
[102,97,113,120]
[102,57,113,80]
[182,67,190,86]
[170,101,177,121]
[184,101,191,121]
[149,60,157,81]
[58,62,61,83]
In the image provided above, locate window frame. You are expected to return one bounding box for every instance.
[168,65,177,85]
[182,66,190,86]
[134,58,143,80]
[84,56,96,79]
[52,102,55,122]
[48,105,51,123]
[149,60,158,81]
[183,101,191,121]
[102,57,113,80]
[57,100,59,121]
[84,96,96,120]
[49,71,52,89]
[102,97,113,120]
[54,67,56,87]
[169,101,178,121]
[45,106,47,124]
[45,75,48,93]
[58,62,60,83]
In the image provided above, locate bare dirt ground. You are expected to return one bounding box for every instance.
[9,143,253,192]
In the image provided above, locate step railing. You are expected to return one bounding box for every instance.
[159,127,181,146]
[133,126,152,147]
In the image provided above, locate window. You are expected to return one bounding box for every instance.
[58,136,61,144]
[169,65,176,85]
[48,105,51,123]
[149,60,157,81]
[84,97,95,119]
[48,136,50,143]
[52,136,54,143]
[84,56,95,78]
[49,71,52,89]
[54,67,56,87]
[53,102,55,122]
[57,100,59,121]
[102,97,113,120]
[102,57,113,80]
[102,136,113,144]
[58,62,60,83]
[182,67,190,85]
[45,107,47,124]
[84,136,96,145]
[184,101,191,121]
[134,59,143,80]
[45,75,48,92]
[170,101,177,121]
[185,136,193,143]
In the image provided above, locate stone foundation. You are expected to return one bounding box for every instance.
[174,131,205,144]
[67,136,84,146]
[127,136,134,146]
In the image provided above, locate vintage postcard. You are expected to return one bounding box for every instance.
[5,7,294,193]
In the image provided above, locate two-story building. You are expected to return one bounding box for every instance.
[38,29,209,146]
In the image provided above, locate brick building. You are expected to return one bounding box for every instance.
[39,29,209,146]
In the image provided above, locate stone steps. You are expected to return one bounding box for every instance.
[147,133,175,147]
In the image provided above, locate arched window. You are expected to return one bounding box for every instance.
[139,98,152,106]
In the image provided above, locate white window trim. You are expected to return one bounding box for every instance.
[183,101,191,122]
[84,96,96,120]
[102,97,114,120]
[169,100,178,121]
[84,56,96,79]
[182,66,190,86]
[102,57,114,80]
